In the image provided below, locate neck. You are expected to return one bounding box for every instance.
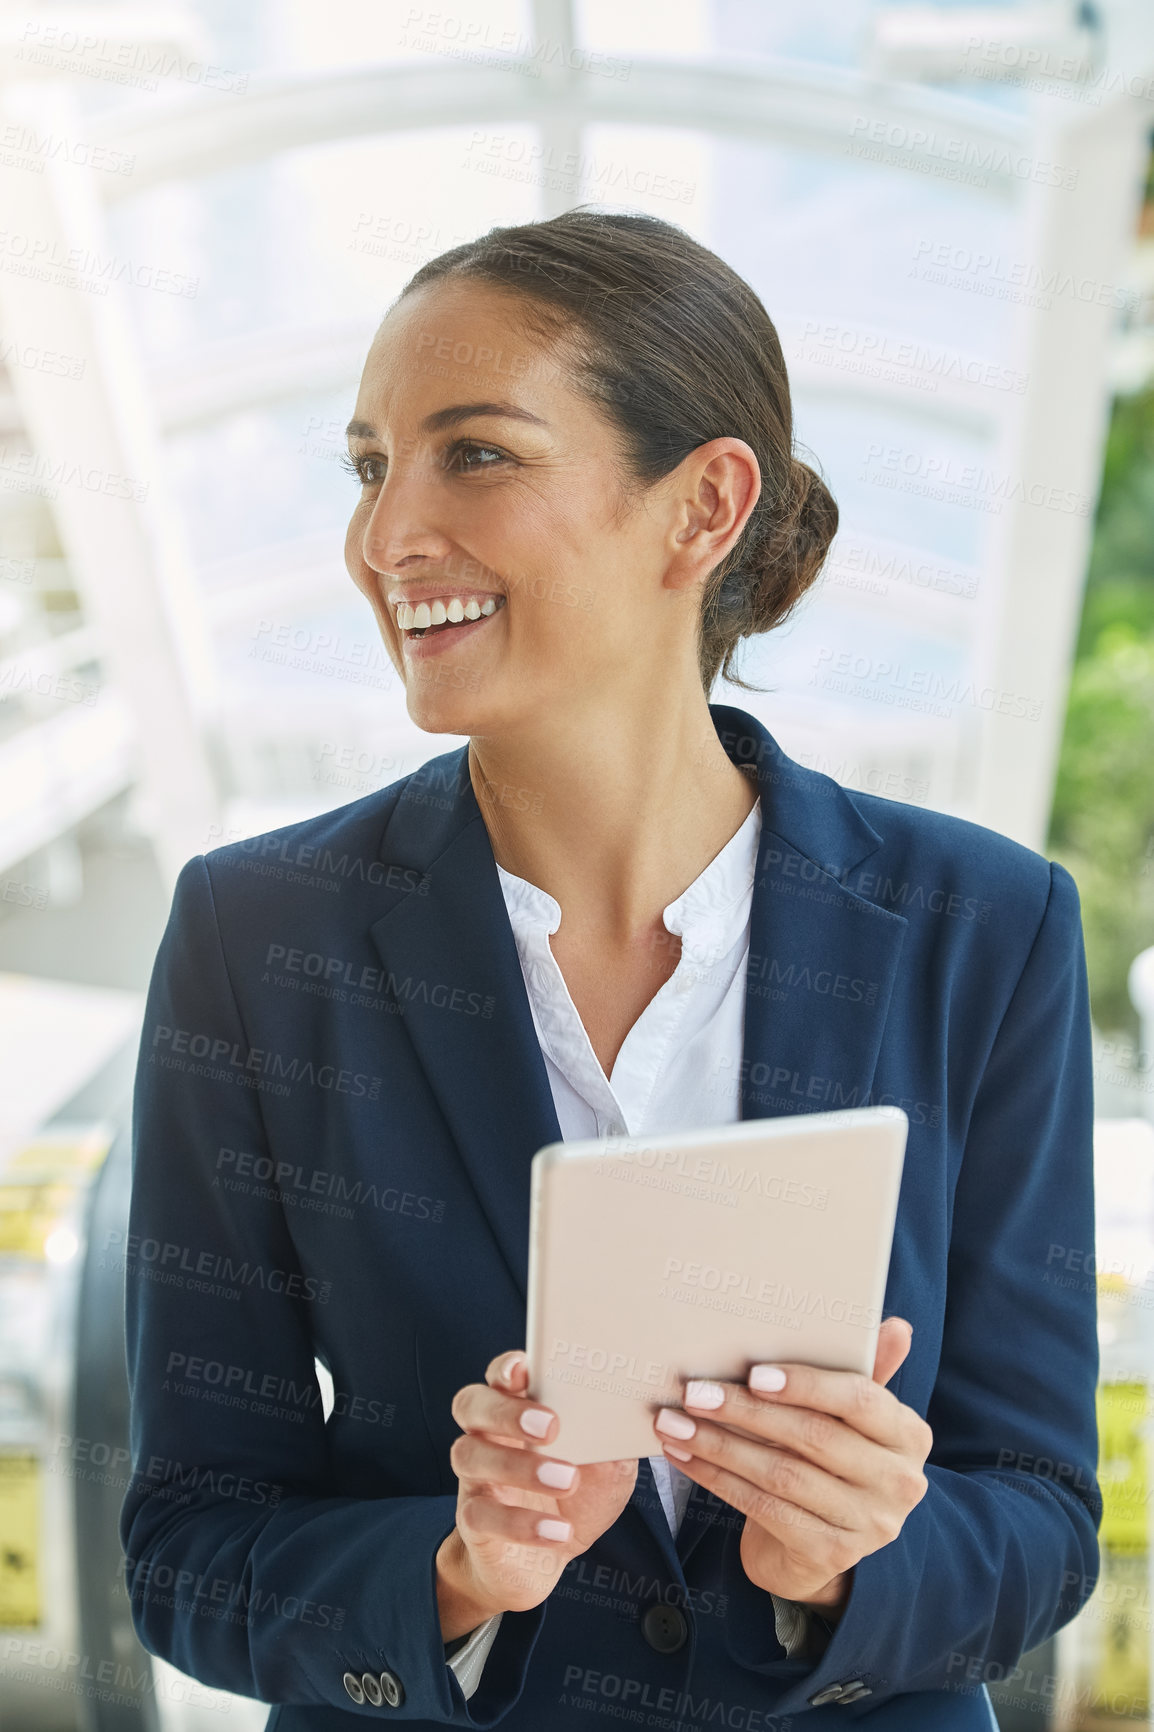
[467,686,759,944]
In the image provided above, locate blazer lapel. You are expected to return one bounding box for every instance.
[367,746,561,1307]
[703,705,909,1132]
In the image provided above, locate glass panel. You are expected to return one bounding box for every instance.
[104,127,542,354]
[576,125,713,235]
[702,130,1025,813]
[71,7,1087,826]
[271,0,534,74]
[113,124,545,791]
[710,0,1025,78]
[169,392,356,571]
[576,0,712,61]
[66,0,272,121]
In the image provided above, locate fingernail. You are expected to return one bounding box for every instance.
[655,1408,697,1440]
[520,1408,552,1438]
[504,1354,525,1381]
[537,1459,576,1489]
[537,1517,572,1541]
[662,1442,693,1462]
[684,1379,725,1410]
[749,1365,787,1392]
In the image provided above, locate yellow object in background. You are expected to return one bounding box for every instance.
[0,1181,77,1257]
[0,1125,113,1257]
[1089,1552,1148,1720]
[1083,1276,1152,1721]
[1097,1379,1149,1556]
[3,1126,113,1178]
[0,1453,39,1627]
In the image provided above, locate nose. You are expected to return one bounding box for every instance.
[358,459,453,577]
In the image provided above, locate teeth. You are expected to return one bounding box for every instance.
[391,594,504,631]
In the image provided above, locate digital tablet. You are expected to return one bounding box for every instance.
[525,1106,908,1464]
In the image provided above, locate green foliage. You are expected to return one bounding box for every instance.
[1048,385,1154,1035]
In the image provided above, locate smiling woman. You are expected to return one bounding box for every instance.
[340,210,837,740]
[120,208,1100,1732]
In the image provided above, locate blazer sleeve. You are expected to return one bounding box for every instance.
[721,859,1103,1716]
[118,856,547,1724]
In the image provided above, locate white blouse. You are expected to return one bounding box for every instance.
[447,793,815,1698]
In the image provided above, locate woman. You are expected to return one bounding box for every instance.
[120,209,1100,1731]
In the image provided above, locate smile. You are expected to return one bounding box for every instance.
[393,594,506,639]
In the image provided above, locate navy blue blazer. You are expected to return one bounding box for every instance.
[120,702,1101,1731]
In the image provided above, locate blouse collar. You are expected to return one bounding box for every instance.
[497,796,762,968]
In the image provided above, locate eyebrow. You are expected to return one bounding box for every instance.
[345,402,549,441]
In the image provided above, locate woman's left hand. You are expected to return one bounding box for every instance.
[651,1317,931,1614]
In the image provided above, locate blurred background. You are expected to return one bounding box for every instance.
[0,0,1153,1727]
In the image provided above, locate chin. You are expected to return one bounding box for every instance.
[404,683,487,739]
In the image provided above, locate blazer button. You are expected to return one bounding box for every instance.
[342,1672,365,1705]
[378,1671,404,1708]
[809,1683,849,1706]
[640,1604,688,1653]
[360,1673,384,1707]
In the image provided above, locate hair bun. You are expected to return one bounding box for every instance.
[747,456,838,633]
[705,455,838,651]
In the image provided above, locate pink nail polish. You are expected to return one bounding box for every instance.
[749,1365,786,1393]
[537,1459,576,1489]
[654,1407,696,1440]
[685,1379,725,1409]
[662,1442,693,1462]
[537,1517,571,1542]
[520,1407,552,1438]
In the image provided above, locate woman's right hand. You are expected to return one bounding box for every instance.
[439,1349,639,1628]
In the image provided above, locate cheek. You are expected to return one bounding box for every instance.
[496,494,613,610]
[345,522,384,609]
[514,588,618,683]
[344,514,366,582]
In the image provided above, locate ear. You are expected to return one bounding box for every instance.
[663,437,761,593]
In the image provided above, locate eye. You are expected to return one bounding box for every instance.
[340,451,385,486]
[446,440,508,473]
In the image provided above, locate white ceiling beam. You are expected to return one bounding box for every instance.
[85,57,1034,203]
[970,95,1153,847]
[0,80,221,888]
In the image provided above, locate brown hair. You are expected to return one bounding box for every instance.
[400,207,837,693]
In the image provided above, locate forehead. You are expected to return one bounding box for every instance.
[354,279,573,423]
